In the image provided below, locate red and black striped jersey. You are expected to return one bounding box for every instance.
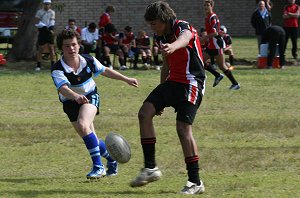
[156,20,206,87]
[205,12,225,49]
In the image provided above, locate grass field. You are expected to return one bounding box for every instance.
[0,37,299,198]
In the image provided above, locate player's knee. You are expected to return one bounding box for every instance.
[138,106,153,121]
[77,120,90,133]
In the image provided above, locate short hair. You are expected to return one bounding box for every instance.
[68,19,76,23]
[88,22,97,30]
[56,29,81,50]
[144,1,176,23]
[105,5,115,13]
[125,26,132,32]
[205,0,214,7]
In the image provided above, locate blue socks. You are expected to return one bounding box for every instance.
[83,132,102,167]
[99,139,115,162]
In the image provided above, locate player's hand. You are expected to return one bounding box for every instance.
[126,78,139,88]
[161,43,176,55]
[74,95,89,104]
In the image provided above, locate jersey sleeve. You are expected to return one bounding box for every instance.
[50,10,55,20]
[92,56,106,77]
[210,16,218,33]
[176,21,190,37]
[35,10,42,19]
[51,70,70,90]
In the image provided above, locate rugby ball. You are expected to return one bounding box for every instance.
[105,132,131,163]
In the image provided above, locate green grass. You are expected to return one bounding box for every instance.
[0,37,299,197]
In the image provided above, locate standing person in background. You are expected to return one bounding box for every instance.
[261,26,286,69]
[202,0,240,90]
[98,5,115,33]
[130,1,206,195]
[283,0,300,59]
[251,0,272,53]
[35,0,55,71]
[256,0,273,11]
[51,29,138,179]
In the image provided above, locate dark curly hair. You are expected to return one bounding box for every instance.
[56,29,81,50]
[144,1,176,23]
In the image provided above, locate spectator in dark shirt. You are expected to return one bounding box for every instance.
[251,0,272,53]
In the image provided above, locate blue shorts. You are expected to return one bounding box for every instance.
[63,91,100,122]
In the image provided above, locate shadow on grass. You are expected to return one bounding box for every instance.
[0,189,175,198]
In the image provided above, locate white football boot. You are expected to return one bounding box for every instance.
[180,180,205,194]
[130,167,162,187]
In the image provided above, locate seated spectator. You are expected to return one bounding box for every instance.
[220,25,235,69]
[65,19,81,34]
[119,26,136,67]
[81,22,101,61]
[101,23,126,70]
[134,30,151,69]
[152,33,161,70]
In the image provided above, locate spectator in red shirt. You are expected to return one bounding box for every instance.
[119,26,136,67]
[283,0,300,59]
[101,23,126,70]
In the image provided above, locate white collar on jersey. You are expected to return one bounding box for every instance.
[60,54,87,75]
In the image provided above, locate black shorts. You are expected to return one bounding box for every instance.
[205,48,223,58]
[38,27,55,45]
[145,81,203,124]
[105,44,120,54]
[62,91,100,122]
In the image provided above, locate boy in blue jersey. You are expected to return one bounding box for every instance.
[51,29,138,179]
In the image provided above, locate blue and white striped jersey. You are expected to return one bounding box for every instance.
[51,54,105,102]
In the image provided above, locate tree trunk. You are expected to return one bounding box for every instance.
[6,0,41,61]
